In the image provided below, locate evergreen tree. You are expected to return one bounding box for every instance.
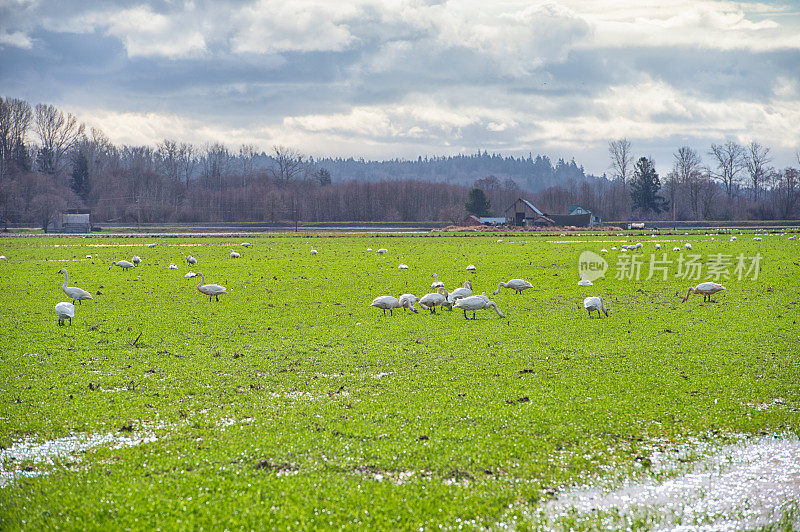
[630,157,668,215]
[315,168,332,186]
[71,151,90,198]
[465,188,491,216]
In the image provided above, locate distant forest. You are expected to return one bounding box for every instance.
[1,96,798,228]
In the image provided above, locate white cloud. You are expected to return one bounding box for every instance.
[0,30,32,49]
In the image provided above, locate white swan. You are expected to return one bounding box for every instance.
[672,246,680,251]
[370,295,400,316]
[57,269,93,305]
[398,294,419,313]
[431,273,445,289]
[185,271,196,278]
[493,279,532,295]
[55,302,75,326]
[466,264,476,271]
[583,296,608,317]
[187,255,197,265]
[230,250,241,258]
[310,248,318,255]
[682,282,725,303]
[454,295,505,319]
[684,243,692,249]
[655,243,661,250]
[110,260,135,271]
[419,287,449,313]
[376,248,387,254]
[577,279,593,287]
[147,243,157,248]
[196,272,227,301]
[444,280,472,309]
[398,264,409,269]
[169,263,178,269]
[132,255,141,265]
[242,242,252,247]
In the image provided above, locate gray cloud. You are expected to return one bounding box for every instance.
[0,0,798,176]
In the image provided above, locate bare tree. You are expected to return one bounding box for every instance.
[34,103,85,176]
[775,167,799,219]
[709,141,746,196]
[270,145,307,186]
[608,138,633,184]
[0,97,33,177]
[439,203,466,225]
[744,141,772,200]
[238,144,258,187]
[156,139,181,181]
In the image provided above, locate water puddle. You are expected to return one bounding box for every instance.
[1,431,158,488]
[528,434,800,530]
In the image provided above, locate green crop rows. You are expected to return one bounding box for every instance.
[1,232,798,529]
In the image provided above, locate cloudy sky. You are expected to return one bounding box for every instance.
[1,0,798,176]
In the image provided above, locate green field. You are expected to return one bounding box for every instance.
[1,232,798,529]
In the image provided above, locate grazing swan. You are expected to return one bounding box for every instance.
[55,302,75,326]
[310,248,318,255]
[577,279,593,287]
[672,246,680,251]
[419,287,449,313]
[682,282,725,303]
[376,248,387,254]
[493,279,532,295]
[730,236,737,241]
[196,272,227,301]
[454,295,505,319]
[147,243,157,248]
[684,243,692,249]
[398,294,419,313]
[132,255,141,265]
[242,242,252,247]
[185,271,197,278]
[431,273,445,289]
[444,281,472,309]
[370,295,400,316]
[753,237,762,241]
[57,269,93,305]
[466,264,476,271]
[110,260,135,271]
[187,255,197,265]
[655,243,661,250]
[230,250,241,258]
[600,249,608,253]
[398,264,409,269]
[583,296,609,318]
[169,263,178,269]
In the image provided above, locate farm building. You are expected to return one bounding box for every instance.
[48,211,92,233]
[503,199,555,226]
[464,215,506,226]
[547,205,602,227]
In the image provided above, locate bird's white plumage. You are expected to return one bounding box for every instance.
[684,243,692,249]
[683,282,725,302]
[147,243,157,248]
[169,263,178,269]
[185,271,196,278]
[230,250,241,258]
[454,295,505,319]
[376,248,387,254]
[196,272,227,300]
[672,246,680,251]
[110,260,134,270]
[493,278,532,295]
[753,237,762,241]
[187,255,197,264]
[600,249,608,253]
[370,295,400,314]
[583,296,608,317]
[431,273,445,288]
[242,242,251,247]
[58,269,93,304]
[655,244,661,249]
[132,255,141,265]
[466,264,476,271]
[310,249,318,255]
[577,279,593,286]
[419,287,448,312]
[55,302,75,325]
[398,294,419,312]
[398,264,408,269]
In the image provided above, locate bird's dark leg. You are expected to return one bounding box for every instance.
[472,311,476,319]
[463,309,468,319]
[68,317,72,326]
[216,295,220,302]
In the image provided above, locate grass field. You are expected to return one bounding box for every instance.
[1,231,798,529]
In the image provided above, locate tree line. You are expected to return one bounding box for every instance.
[1,96,798,229]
